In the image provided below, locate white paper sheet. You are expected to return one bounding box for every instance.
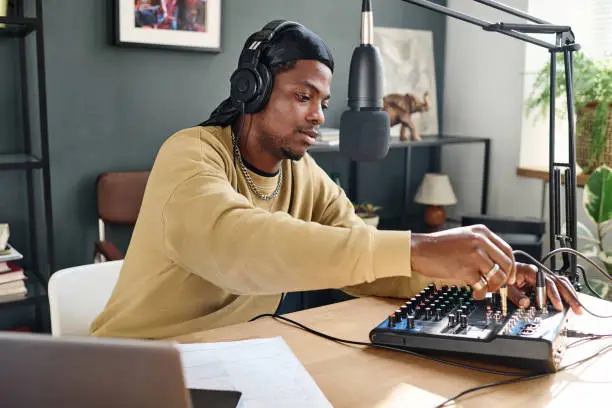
[176,337,332,408]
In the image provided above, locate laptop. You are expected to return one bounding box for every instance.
[0,331,242,408]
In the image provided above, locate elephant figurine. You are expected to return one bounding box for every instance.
[383,92,430,141]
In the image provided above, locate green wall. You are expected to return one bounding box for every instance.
[0,0,447,271]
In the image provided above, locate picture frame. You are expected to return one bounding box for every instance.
[114,1,222,53]
[374,27,439,138]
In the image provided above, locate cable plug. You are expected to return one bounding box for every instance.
[535,266,547,312]
[566,329,605,338]
[499,285,508,317]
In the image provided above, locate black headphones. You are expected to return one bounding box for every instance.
[230,20,303,114]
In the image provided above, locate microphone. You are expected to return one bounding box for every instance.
[339,0,390,161]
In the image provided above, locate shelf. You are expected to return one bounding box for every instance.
[1,4,52,333]
[0,16,39,38]
[0,154,44,170]
[309,135,489,153]
[0,270,47,310]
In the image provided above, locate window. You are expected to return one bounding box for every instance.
[519,0,612,171]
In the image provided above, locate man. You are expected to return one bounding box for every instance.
[90,20,580,340]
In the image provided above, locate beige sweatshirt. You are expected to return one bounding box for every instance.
[90,125,431,340]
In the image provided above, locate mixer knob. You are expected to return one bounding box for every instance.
[415,294,422,303]
[442,285,449,292]
[425,307,432,320]
[407,315,415,329]
[394,309,403,321]
[414,306,422,318]
[435,308,442,321]
[428,283,436,292]
[448,313,456,326]
[405,301,413,313]
[400,305,409,317]
[460,314,468,328]
[451,285,458,294]
[388,313,396,326]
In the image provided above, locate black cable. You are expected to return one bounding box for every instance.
[434,343,612,408]
[565,330,612,348]
[566,329,610,338]
[541,247,612,282]
[577,264,604,299]
[567,334,612,349]
[249,313,529,377]
[513,249,612,318]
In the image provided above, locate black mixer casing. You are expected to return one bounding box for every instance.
[369,285,571,373]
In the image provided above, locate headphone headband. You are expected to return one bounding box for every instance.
[250,20,300,46]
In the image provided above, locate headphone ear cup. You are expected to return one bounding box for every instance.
[230,66,262,109]
[244,63,273,114]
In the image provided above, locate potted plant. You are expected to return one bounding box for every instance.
[576,165,612,300]
[354,203,382,228]
[525,52,612,174]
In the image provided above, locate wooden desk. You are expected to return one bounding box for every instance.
[176,296,612,408]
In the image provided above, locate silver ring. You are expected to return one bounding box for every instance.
[484,263,500,281]
[472,276,488,292]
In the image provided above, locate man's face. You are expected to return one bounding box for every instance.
[252,60,332,161]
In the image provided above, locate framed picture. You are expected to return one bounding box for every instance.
[374,27,439,138]
[115,1,222,52]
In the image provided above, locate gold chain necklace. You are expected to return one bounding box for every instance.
[232,132,282,201]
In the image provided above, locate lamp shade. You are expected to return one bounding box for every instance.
[414,173,457,206]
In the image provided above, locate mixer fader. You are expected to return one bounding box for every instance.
[370,283,571,372]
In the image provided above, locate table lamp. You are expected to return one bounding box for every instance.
[414,173,457,230]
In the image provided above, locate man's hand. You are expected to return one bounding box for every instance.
[509,263,583,314]
[411,224,516,300]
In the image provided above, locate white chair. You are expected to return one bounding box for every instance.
[48,260,123,336]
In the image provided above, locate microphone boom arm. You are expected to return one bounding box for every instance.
[399,0,581,289]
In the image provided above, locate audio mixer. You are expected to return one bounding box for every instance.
[369,283,570,373]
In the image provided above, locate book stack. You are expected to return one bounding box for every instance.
[316,127,340,146]
[0,242,27,303]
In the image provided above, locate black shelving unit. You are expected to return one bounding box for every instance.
[0,0,54,332]
[310,135,491,230]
